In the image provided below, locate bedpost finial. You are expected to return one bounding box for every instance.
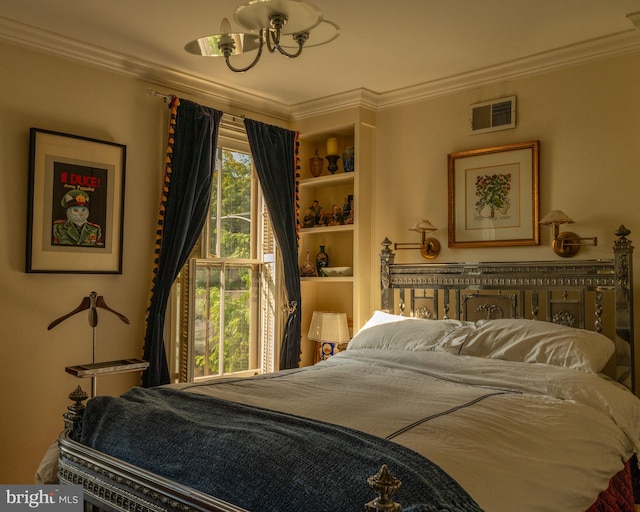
[365,464,402,512]
[380,238,395,264]
[63,385,89,433]
[615,225,631,240]
[68,385,89,405]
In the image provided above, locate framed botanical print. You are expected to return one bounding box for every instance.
[26,128,126,273]
[448,140,539,248]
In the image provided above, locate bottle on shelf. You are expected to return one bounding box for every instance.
[300,248,316,277]
[315,245,329,276]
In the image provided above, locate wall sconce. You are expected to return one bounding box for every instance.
[539,210,597,257]
[394,219,441,259]
[308,311,350,360]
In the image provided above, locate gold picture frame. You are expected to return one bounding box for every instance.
[448,140,539,248]
[26,128,126,273]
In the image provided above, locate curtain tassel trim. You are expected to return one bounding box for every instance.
[144,95,179,324]
[294,134,301,242]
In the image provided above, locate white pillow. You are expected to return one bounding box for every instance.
[437,318,614,373]
[349,315,465,351]
[358,311,415,331]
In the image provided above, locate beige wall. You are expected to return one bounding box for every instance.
[0,40,276,484]
[2,36,640,484]
[371,51,640,374]
[374,52,640,263]
[0,41,166,483]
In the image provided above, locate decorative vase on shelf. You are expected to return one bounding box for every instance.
[342,146,355,173]
[309,149,324,177]
[325,154,340,174]
[300,248,316,276]
[315,245,329,276]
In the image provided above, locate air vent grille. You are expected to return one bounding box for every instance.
[470,96,516,134]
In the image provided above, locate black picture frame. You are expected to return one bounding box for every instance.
[26,128,126,273]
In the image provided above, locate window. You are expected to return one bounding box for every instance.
[171,120,278,382]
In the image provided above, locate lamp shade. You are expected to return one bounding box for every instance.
[409,219,437,233]
[307,311,350,342]
[539,210,574,225]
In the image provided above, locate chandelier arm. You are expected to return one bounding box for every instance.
[224,30,266,73]
[276,32,309,58]
[265,28,278,54]
[266,13,286,54]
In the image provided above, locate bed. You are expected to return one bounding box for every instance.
[54,225,639,512]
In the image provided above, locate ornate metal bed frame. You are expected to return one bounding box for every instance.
[58,404,399,512]
[381,225,635,392]
[57,225,635,511]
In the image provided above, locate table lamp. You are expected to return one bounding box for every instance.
[307,311,350,360]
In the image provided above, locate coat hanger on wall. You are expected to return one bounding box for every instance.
[48,291,131,398]
[48,291,130,330]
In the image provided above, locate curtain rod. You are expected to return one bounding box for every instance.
[146,87,246,121]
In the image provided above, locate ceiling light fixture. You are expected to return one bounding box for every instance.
[185,0,339,73]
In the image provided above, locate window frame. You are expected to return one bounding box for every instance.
[186,258,262,381]
[169,118,279,383]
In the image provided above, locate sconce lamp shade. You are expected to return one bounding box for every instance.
[409,219,440,259]
[409,219,437,233]
[308,312,350,343]
[539,210,596,257]
[539,210,574,226]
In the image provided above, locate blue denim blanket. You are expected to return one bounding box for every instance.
[78,387,483,512]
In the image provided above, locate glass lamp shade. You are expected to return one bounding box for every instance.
[539,210,575,226]
[234,0,322,35]
[307,311,350,343]
[185,32,261,56]
[409,219,437,233]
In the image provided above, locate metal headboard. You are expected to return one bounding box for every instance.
[380,226,635,392]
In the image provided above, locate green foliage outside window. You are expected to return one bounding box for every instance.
[193,148,256,378]
[210,150,252,258]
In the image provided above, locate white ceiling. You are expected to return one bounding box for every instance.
[2,0,640,117]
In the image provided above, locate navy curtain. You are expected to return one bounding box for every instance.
[244,119,301,370]
[142,97,223,387]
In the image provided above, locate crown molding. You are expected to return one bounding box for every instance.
[288,88,379,120]
[374,31,640,111]
[0,16,291,121]
[2,16,640,120]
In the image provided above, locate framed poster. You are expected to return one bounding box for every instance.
[447,140,539,248]
[26,128,126,273]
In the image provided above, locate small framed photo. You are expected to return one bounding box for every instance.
[26,128,126,273]
[448,140,539,248]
